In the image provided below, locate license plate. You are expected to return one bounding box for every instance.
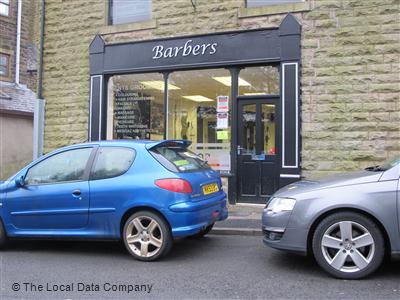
[202,183,219,195]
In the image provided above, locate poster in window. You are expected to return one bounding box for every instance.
[114,89,151,139]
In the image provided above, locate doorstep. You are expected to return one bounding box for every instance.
[212,203,264,236]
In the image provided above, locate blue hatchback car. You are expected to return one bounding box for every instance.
[0,140,228,260]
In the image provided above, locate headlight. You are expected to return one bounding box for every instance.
[265,197,296,214]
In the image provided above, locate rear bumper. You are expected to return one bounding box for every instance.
[167,192,228,238]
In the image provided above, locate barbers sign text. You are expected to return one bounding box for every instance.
[152,39,218,60]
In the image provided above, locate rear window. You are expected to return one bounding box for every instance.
[150,146,210,173]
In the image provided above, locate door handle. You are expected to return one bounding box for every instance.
[72,189,81,196]
[237,145,243,155]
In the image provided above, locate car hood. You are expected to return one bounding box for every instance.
[275,170,383,198]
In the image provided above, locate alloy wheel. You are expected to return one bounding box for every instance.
[125,216,163,258]
[321,221,375,273]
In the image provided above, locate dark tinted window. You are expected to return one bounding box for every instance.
[150,146,210,173]
[25,148,92,185]
[91,147,135,180]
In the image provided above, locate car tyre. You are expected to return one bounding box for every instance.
[189,223,214,239]
[0,219,8,249]
[312,212,385,279]
[123,211,172,261]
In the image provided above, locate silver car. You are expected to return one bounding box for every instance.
[262,158,400,279]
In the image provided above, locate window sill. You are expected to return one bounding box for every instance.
[238,2,310,18]
[99,19,157,35]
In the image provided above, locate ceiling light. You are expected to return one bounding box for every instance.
[212,76,251,87]
[182,95,214,102]
[243,92,266,96]
[140,81,181,91]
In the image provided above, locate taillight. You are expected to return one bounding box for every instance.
[155,178,193,194]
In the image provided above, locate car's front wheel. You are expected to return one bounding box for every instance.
[312,212,385,279]
[123,211,172,261]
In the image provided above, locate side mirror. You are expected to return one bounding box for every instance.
[15,176,25,187]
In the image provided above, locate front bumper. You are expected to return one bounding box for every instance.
[262,209,308,255]
[167,192,228,238]
[262,226,308,255]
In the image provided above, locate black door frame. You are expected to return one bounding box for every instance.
[235,95,281,203]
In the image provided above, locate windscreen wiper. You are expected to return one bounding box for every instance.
[365,165,385,171]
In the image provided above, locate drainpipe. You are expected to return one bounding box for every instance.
[33,0,46,159]
[37,0,45,99]
[15,0,22,84]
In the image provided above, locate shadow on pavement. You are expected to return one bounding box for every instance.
[264,248,400,280]
[4,235,219,261]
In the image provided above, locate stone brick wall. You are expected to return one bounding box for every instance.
[41,0,105,151]
[41,0,399,177]
[300,0,400,177]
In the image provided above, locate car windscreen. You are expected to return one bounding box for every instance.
[149,146,210,173]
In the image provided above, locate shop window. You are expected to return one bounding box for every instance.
[246,0,303,7]
[168,69,231,173]
[106,73,165,140]
[0,0,9,16]
[0,53,10,77]
[238,66,279,95]
[109,0,152,25]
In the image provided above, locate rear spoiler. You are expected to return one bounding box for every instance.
[145,139,192,150]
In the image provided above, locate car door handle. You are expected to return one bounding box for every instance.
[72,189,81,196]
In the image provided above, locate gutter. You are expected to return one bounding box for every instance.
[15,0,22,84]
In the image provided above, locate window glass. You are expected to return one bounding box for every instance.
[238,66,279,95]
[110,0,151,25]
[107,73,164,140]
[261,104,276,155]
[150,146,210,173]
[241,104,256,155]
[91,147,135,180]
[247,0,303,8]
[25,148,92,185]
[168,69,231,172]
[0,0,9,16]
[0,53,9,77]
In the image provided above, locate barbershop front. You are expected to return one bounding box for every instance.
[89,14,301,204]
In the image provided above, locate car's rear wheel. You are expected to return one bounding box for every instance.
[189,223,214,238]
[0,219,8,249]
[312,212,385,279]
[123,211,172,261]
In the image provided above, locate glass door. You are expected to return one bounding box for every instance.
[237,99,279,203]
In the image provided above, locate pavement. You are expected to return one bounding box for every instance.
[0,235,399,299]
[212,203,264,236]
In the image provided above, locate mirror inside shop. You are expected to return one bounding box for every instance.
[106,66,279,172]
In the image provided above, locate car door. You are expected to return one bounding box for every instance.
[87,146,136,233]
[5,147,95,230]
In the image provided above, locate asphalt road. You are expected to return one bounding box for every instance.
[0,235,399,300]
